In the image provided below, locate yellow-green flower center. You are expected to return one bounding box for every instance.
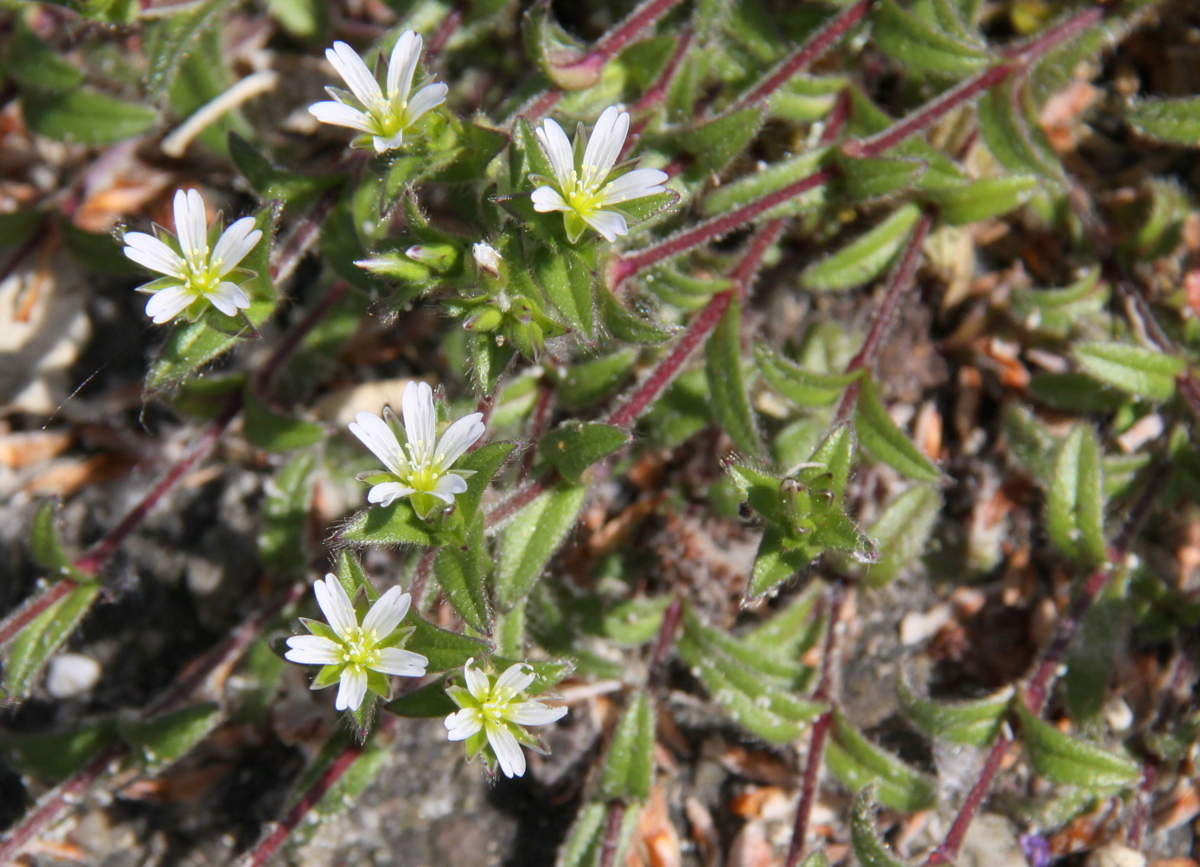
[340,627,381,669]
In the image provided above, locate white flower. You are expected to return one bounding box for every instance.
[310,32,448,154]
[531,105,668,244]
[349,381,486,518]
[122,189,261,324]
[285,574,428,712]
[444,658,568,778]
[472,241,502,275]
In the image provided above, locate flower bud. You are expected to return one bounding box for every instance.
[464,305,504,332]
[405,242,460,272]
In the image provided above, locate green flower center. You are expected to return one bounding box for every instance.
[340,628,381,669]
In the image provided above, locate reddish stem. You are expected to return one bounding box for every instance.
[237,739,368,867]
[0,580,73,648]
[520,382,556,479]
[485,475,554,528]
[0,745,123,864]
[516,89,563,126]
[426,3,465,61]
[1126,762,1157,850]
[784,582,844,867]
[726,0,874,114]
[607,221,784,429]
[926,466,1166,865]
[611,162,820,284]
[647,597,683,692]
[409,546,437,611]
[833,210,934,423]
[584,0,684,67]
[597,800,629,867]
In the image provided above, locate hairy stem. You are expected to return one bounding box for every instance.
[833,210,934,423]
[575,0,684,71]
[726,0,873,114]
[597,800,628,867]
[784,582,845,867]
[607,220,784,428]
[647,596,683,693]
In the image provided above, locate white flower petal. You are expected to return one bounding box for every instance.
[367,482,416,506]
[313,575,358,639]
[361,586,411,638]
[536,118,575,188]
[493,662,535,702]
[463,659,489,701]
[335,667,368,711]
[349,411,407,476]
[211,217,262,276]
[531,186,570,213]
[208,282,250,317]
[487,723,526,778]
[327,41,383,108]
[387,30,422,103]
[310,101,378,134]
[599,168,668,206]
[581,106,628,190]
[284,635,343,665]
[405,82,447,123]
[174,188,208,263]
[582,209,628,242]
[145,285,194,324]
[401,381,438,465]
[373,133,402,153]
[445,708,482,741]
[506,700,568,727]
[428,472,468,505]
[434,413,485,470]
[123,232,185,278]
[373,647,428,677]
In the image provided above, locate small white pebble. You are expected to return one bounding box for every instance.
[46,653,101,698]
[1085,844,1145,867]
[899,604,953,646]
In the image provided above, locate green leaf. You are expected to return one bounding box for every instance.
[407,616,487,673]
[434,515,491,634]
[978,78,1063,181]
[541,422,630,482]
[833,155,926,202]
[706,299,761,456]
[143,0,231,100]
[827,709,936,811]
[677,107,766,176]
[872,0,991,75]
[384,677,459,717]
[118,703,221,769]
[1047,426,1107,563]
[599,691,656,802]
[756,343,861,406]
[335,549,377,602]
[454,442,517,525]
[809,425,855,507]
[0,719,117,782]
[145,206,277,393]
[30,501,90,583]
[258,451,317,575]
[510,117,556,191]
[854,378,941,483]
[1015,701,1140,788]
[925,174,1039,225]
[558,800,643,867]
[701,149,828,220]
[522,0,593,90]
[857,485,941,587]
[7,22,85,92]
[849,785,909,867]
[897,677,1013,746]
[557,349,639,409]
[1074,342,1184,401]
[265,0,327,37]
[23,88,158,145]
[599,288,673,345]
[1127,97,1200,147]
[1010,267,1107,338]
[601,596,673,645]
[1065,594,1124,723]
[3,582,101,699]
[1029,373,1126,413]
[337,501,438,548]
[533,243,597,339]
[228,134,343,206]
[494,484,587,611]
[801,204,922,292]
[748,524,813,598]
[242,385,325,452]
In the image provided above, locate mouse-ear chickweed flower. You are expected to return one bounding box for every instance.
[122,189,261,324]
[310,31,448,154]
[531,105,668,244]
[349,381,486,519]
[285,575,428,712]
[444,659,568,778]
